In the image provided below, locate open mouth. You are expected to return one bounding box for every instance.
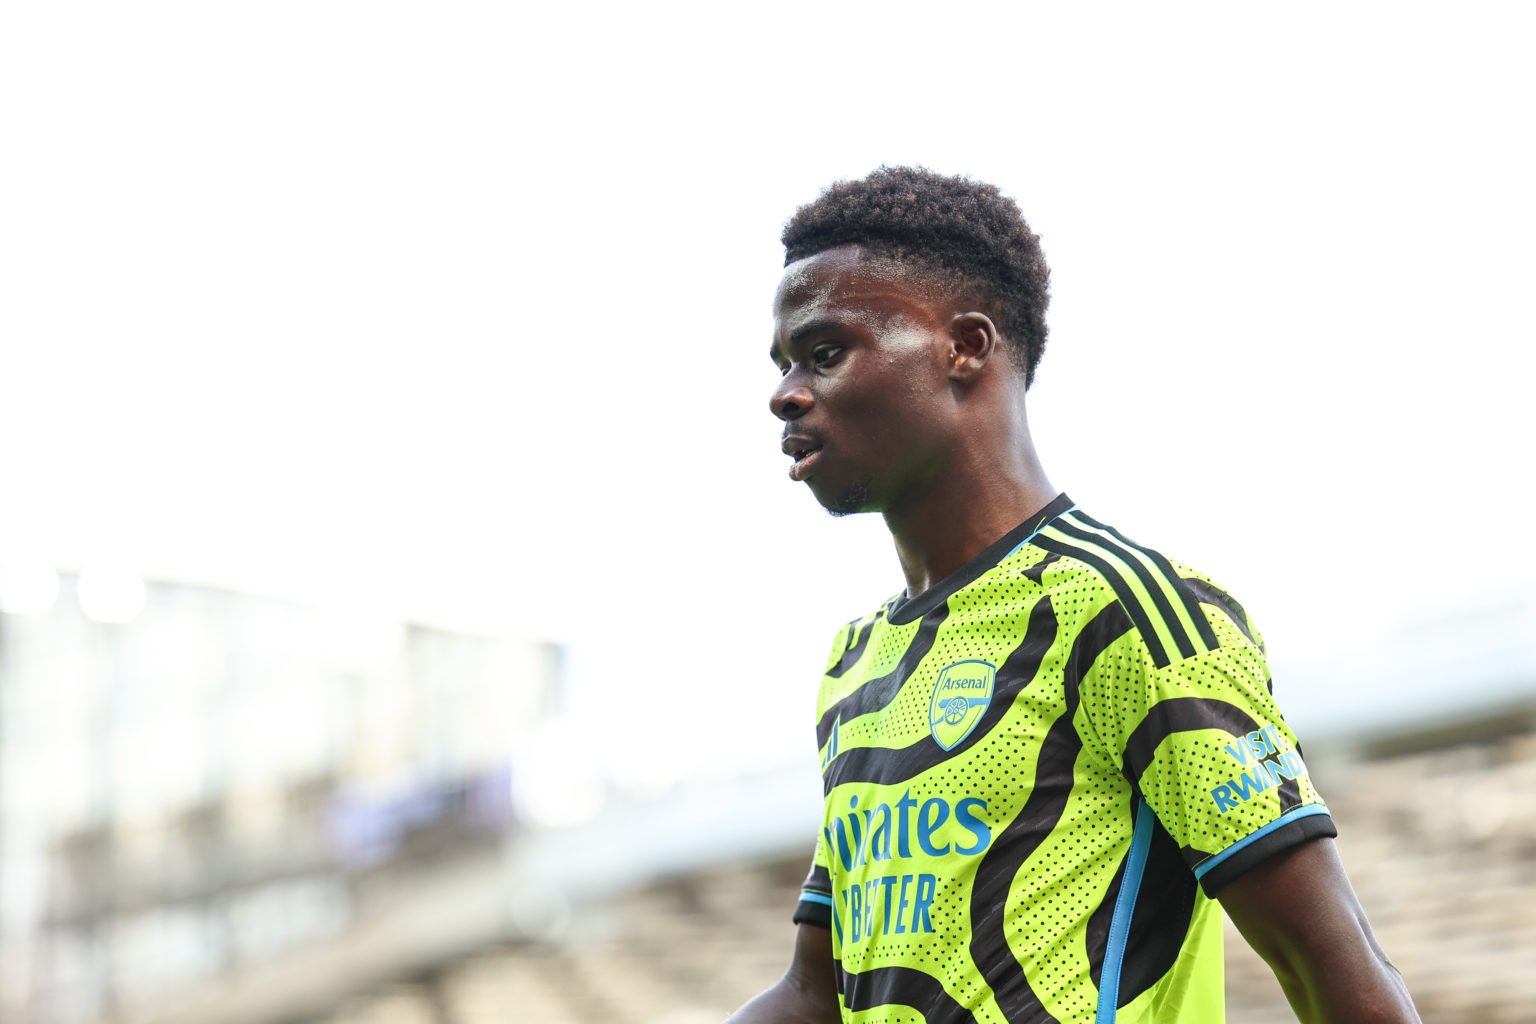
[789,445,823,481]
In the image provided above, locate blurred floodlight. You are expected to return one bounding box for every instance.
[0,561,61,614]
[77,565,147,623]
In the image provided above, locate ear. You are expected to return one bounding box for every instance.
[947,312,999,384]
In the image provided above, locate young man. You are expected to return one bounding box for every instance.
[728,168,1419,1024]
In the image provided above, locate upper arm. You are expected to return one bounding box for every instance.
[1219,837,1420,1023]
[1076,620,1335,895]
[784,923,838,1011]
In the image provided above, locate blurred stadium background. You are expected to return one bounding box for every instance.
[4,4,1534,1023]
[0,571,1532,1023]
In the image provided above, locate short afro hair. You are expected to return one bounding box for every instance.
[782,166,1051,386]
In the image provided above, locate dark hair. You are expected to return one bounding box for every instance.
[782,166,1051,386]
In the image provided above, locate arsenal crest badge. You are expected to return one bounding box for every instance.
[928,659,996,751]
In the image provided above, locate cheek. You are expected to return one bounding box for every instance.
[881,356,951,416]
[828,384,903,446]
[839,351,928,405]
[821,342,949,446]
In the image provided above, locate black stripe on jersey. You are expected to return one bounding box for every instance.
[1122,697,1261,787]
[1032,531,1172,667]
[827,608,884,679]
[816,602,949,750]
[1074,513,1221,653]
[1022,550,1061,583]
[821,596,1058,791]
[841,965,980,1024]
[969,601,1134,1022]
[1123,696,1301,815]
[1279,770,1302,812]
[1048,517,1199,662]
[1086,807,1198,1006]
[1179,576,1259,650]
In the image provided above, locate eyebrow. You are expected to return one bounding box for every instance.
[769,318,846,363]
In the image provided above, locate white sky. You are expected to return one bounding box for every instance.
[3,3,1533,781]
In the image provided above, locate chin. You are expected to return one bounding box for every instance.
[814,478,876,517]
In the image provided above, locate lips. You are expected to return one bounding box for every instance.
[781,433,824,481]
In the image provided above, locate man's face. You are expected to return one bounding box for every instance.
[769,246,959,516]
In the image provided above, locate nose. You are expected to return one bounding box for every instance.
[770,374,813,422]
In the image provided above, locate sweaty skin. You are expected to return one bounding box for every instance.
[731,245,1420,1024]
[768,246,1057,599]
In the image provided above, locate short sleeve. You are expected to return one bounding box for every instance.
[1080,619,1335,896]
[791,837,834,929]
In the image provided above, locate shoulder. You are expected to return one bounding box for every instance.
[820,595,899,674]
[1028,507,1264,666]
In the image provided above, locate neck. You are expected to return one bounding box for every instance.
[884,417,1055,601]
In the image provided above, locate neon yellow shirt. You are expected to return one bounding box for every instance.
[793,495,1333,1023]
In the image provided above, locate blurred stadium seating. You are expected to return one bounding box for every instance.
[1,572,1532,1023]
[305,709,1536,1024]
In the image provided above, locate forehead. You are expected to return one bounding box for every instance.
[772,246,940,346]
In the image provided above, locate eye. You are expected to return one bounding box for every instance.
[811,344,844,368]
